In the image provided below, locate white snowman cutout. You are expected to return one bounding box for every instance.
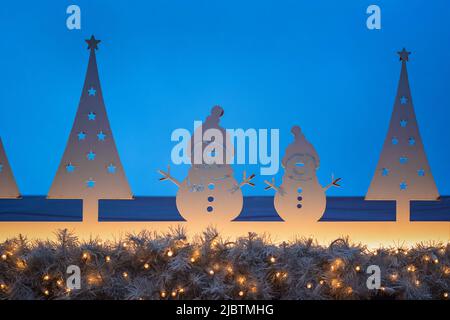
[158,106,255,223]
[264,126,341,222]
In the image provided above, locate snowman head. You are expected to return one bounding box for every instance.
[188,162,233,187]
[284,153,318,181]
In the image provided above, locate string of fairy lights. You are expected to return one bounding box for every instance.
[0,230,448,300]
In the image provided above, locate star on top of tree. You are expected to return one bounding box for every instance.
[398,48,411,62]
[86,35,101,51]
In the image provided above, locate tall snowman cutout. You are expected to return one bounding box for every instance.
[159,106,255,223]
[265,126,341,222]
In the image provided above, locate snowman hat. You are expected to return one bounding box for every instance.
[282,126,320,169]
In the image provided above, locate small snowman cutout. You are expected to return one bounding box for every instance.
[158,106,255,223]
[264,126,341,222]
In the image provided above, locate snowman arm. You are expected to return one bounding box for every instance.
[323,175,342,192]
[263,178,279,192]
[157,165,181,188]
[238,171,256,189]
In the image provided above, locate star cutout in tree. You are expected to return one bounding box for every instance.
[408,137,416,146]
[0,164,3,173]
[65,163,75,173]
[87,151,96,161]
[400,120,408,128]
[86,35,101,51]
[398,48,411,62]
[381,168,389,176]
[418,169,426,177]
[400,181,408,190]
[88,112,96,121]
[400,96,408,104]
[107,163,116,174]
[88,87,97,96]
[391,137,399,145]
[97,131,106,141]
[86,178,96,188]
[77,132,86,141]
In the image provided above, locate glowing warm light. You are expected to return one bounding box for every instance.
[56,280,63,286]
[178,288,185,294]
[122,272,128,278]
[167,250,174,257]
[210,240,219,249]
[213,263,220,271]
[44,290,50,296]
[237,276,246,285]
[355,266,361,272]
[190,249,200,263]
[331,279,342,289]
[433,259,439,264]
[415,280,420,286]
[346,287,353,295]
[160,291,167,298]
[87,273,102,285]
[171,291,177,297]
[444,292,449,299]
[16,260,26,270]
[226,266,234,274]
[275,271,288,280]
[105,256,111,262]
[144,263,150,269]
[82,252,89,260]
[43,275,50,281]
[319,280,325,285]
[443,266,450,275]
[65,288,72,294]
[208,269,215,276]
[250,286,257,293]
[407,265,416,272]
[269,256,276,263]
[306,283,313,289]
[423,255,430,262]
[0,284,6,290]
[1,254,7,260]
[238,290,244,297]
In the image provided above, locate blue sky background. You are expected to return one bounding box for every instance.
[0,0,449,197]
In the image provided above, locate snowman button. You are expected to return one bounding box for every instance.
[208,196,214,202]
[207,206,213,212]
[297,204,302,209]
[297,196,302,201]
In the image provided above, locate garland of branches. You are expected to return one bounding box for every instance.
[0,228,448,300]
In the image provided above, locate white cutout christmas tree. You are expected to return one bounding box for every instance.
[48,36,132,221]
[366,49,439,221]
[0,137,20,198]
